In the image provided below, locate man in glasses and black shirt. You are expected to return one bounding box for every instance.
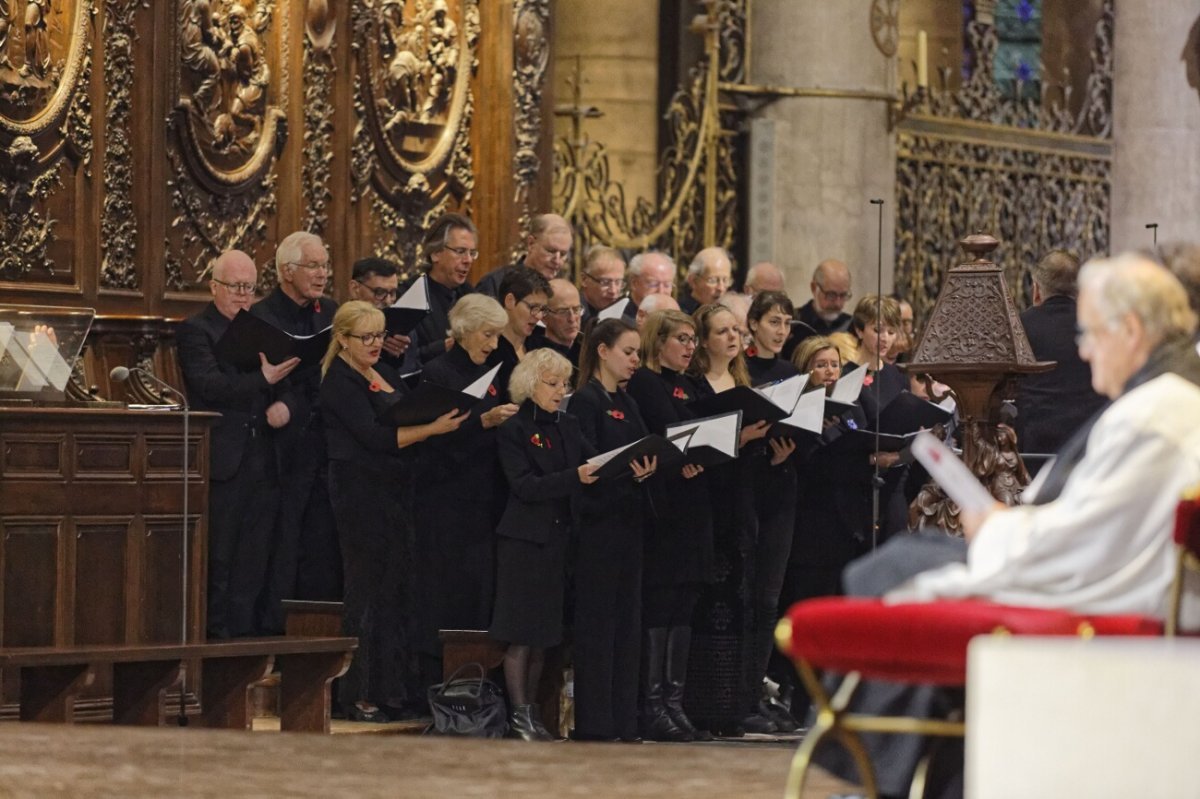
[349,257,418,374]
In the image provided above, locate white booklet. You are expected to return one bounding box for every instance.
[775,387,825,434]
[910,431,996,515]
[665,411,742,465]
[831,363,869,404]
[463,362,503,399]
[755,373,808,414]
[597,300,628,321]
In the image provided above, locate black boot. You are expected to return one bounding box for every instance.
[641,628,692,742]
[508,704,554,742]
[664,626,711,742]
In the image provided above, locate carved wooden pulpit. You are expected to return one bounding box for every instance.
[906,234,1054,532]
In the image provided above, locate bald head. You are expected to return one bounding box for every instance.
[811,259,852,320]
[687,246,733,306]
[210,249,258,319]
[745,261,785,297]
[628,251,676,304]
[545,278,582,345]
[635,293,680,330]
[525,214,573,280]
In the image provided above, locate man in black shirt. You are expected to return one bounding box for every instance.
[407,212,478,365]
[528,277,583,368]
[785,259,853,359]
[679,246,733,314]
[349,257,417,374]
[475,213,572,298]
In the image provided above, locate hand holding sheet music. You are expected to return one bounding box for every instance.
[384,275,432,335]
[586,433,684,480]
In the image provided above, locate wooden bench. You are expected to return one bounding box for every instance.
[0,637,356,733]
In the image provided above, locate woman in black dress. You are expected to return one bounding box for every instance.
[319,301,466,722]
[493,266,552,399]
[411,293,520,696]
[491,348,598,741]
[624,309,710,742]
[741,291,801,732]
[569,318,657,741]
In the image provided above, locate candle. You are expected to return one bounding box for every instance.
[917,30,929,89]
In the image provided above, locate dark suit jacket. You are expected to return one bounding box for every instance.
[1015,295,1106,454]
[319,356,408,470]
[474,260,525,299]
[176,302,274,482]
[495,401,594,544]
[403,273,472,365]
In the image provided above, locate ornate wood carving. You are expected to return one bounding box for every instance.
[301,0,335,238]
[351,0,480,272]
[0,0,94,285]
[510,0,549,244]
[166,0,288,291]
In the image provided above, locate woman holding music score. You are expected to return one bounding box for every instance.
[491,349,598,741]
[411,294,519,699]
[685,303,771,736]
[319,301,465,723]
[568,318,658,742]
[624,309,711,742]
[848,295,911,538]
[740,291,802,733]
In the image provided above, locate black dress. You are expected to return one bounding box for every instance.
[848,361,912,539]
[490,401,594,648]
[410,345,507,670]
[568,378,650,739]
[320,356,416,710]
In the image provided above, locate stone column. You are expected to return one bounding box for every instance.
[1111,0,1200,251]
[748,0,897,303]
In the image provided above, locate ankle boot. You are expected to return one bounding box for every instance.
[527,702,556,740]
[664,626,711,741]
[508,704,553,742]
[641,628,692,742]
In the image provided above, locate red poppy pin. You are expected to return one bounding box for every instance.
[313,300,321,314]
[487,384,497,397]
[746,345,758,358]
[530,433,551,449]
[606,409,626,421]
[863,375,874,387]
[672,386,688,400]
[368,380,381,393]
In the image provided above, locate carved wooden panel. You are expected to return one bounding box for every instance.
[1,517,63,647]
[74,434,136,479]
[139,515,196,643]
[1,433,65,477]
[73,517,130,644]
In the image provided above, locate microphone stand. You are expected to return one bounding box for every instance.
[868,198,885,550]
[1146,222,1158,248]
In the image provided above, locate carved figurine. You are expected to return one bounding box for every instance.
[380,0,423,129]
[421,0,457,117]
[0,0,11,70]
[20,0,50,79]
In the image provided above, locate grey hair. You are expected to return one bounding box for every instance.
[1031,249,1081,299]
[717,291,751,320]
[529,213,572,239]
[687,247,731,279]
[275,231,324,278]
[508,347,572,404]
[1078,254,1198,344]
[629,251,675,278]
[448,293,508,342]
[638,293,677,314]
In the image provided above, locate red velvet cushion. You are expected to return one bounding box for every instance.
[1081,614,1163,635]
[781,598,1091,685]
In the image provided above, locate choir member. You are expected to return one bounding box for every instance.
[319,301,465,721]
[491,349,598,741]
[685,303,770,736]
[625,310,712,742]
[411,294,519,691]
[347,257,416,373]
[407,213,478,365]
[177,250,299,639]
[251,231,340,630]
[741,291,801,732]
[568,319,657,741]
[527,277,583,368]
[495,266,552,399]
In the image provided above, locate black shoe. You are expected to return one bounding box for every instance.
[739,710,778,735]
[642,628,693,742]
[347,703,390,723]
[507,704,554,742]
[663,626,709,741]
[760,697,799,732]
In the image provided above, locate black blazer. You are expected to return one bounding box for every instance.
[569,378,651,518]
[176,302,274,482]
[495,401,594,544]
[404,273,473,365]
[319,356,408,470]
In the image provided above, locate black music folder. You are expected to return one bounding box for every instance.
[384,274,432,335]
[214,310,332,370]
[378,362,501,426]
[688,385,788,426]
[587,433,688,481]
[875,391,954,436]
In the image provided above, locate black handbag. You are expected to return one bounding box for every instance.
[427,662,508,738]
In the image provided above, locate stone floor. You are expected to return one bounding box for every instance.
[0,723,859,798]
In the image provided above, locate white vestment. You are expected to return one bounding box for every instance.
[888,373,1200,624]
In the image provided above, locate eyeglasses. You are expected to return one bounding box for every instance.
[519,299,550,317]
[700,275,732,288]
[671,334,699,346]
[583,272,627,291]
[539,377,569,391]
[349,331,386,345]
[637,279,674,291]
[444,245,479,259]
[355,282,399,301]
[288,260,331,273]
[212,278,256,295]
[816,285,852,301]
[546,305,584,318]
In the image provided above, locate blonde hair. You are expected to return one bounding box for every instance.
[791,336,841,373]
[640,309,694,372]
[449,293,507,341]
[509,348,572,404]
[321,301,384,377]
[827,331,861,366]
[687,304,750,387]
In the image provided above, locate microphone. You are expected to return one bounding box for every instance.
[869,199,884,205]
[109,365,188,408]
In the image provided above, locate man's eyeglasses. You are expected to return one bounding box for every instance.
[816,285,852,302]
[546,305,584,319]
[355,282,399,301]
[288,260,331,273]
[444,245,480,259]
[213,278,256,295]
[519,299,550,317]
[699,275,732,288]
[583,272,627,291]
[349,331,386,345]
[637,279,674,292]
[671,334,699,346]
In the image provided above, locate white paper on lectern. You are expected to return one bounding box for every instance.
[666,411,740,459]
[597,301,627,321]
[831,363,868,404]
[779,388,825,433]
[463,362,502,399]
[910,431,996,515]
[391,273,431,312]
[756,374,808,413]
[28,331,72,391]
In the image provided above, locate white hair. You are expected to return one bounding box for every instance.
[629,251,675,278]
[275,231,325,278]
[1078,253,1198,344]
[638,293,678,314]
[687,247,731,279]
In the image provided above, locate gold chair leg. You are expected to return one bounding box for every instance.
[783,662,879,799]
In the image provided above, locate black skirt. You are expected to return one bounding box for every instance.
[489,531,569,648]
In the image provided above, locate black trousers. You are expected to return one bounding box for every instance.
[747,461,797,709]
[207,438,278,639]
[572,515,643,739]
